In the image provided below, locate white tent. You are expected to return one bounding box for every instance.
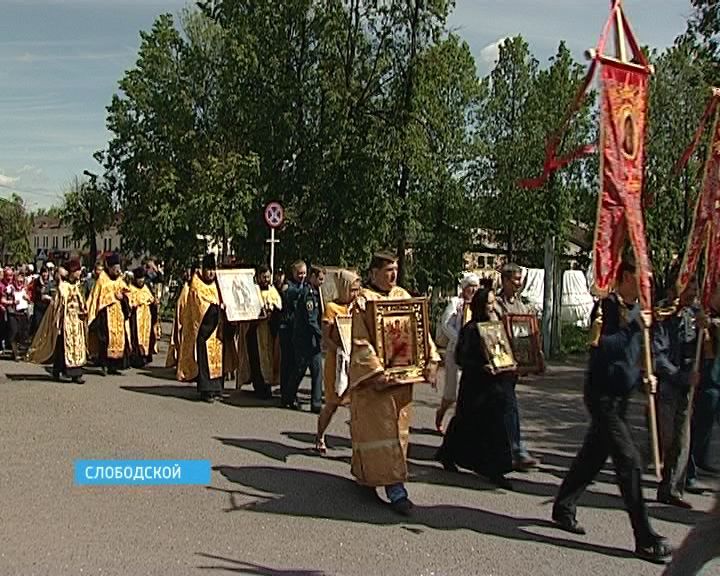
[520,268,594,327]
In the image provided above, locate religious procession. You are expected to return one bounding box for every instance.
[4,1,720,575]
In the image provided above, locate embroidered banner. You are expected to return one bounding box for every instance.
[676,102,720,308]
[591,58,653,309]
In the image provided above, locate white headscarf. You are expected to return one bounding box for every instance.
[460,272,480,290]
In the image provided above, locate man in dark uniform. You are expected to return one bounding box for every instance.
[653,277,700,509]
[552,256,672,564]
[280,260,307,409]
[290,265,325,413]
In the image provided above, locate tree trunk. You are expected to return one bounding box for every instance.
[542,235,554,358]
[551,247,563,358]
[89,234,98,267]
[396,162,410,286]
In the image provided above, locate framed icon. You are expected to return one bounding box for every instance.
[476,321,517,374]
[503,313,544,374]
[369,298,431,383]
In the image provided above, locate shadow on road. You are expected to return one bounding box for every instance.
[196,552,329,575]
[213,464,638,562]
[121,384,199,401]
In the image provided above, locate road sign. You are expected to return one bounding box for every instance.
[36,249,47,260]
[264,202,284,229]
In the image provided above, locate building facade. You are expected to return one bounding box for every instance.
[31,216,124,266]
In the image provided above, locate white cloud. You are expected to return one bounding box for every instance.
[479,36,510,66]
[0,174,19,188]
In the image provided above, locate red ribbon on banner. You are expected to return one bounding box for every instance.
[676,100,720,308]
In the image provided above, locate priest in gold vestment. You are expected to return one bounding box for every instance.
[86,253,130,375]
[28,259,87,383]
[349,252,439,516]
[128,267,159,368]
[235,265,282,399]
[177,254,226,402]
[165,271,192,368]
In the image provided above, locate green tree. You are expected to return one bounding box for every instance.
[0,194,32,264]
[645,36,712,292]
[60,175,114,266]
[102,11,259,271]
[473,36,539,261]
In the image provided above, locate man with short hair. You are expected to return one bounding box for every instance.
[280,260,307,409]
[494,263,539,470]
[349,252,440,516]
[552,256,671,564]
[291,265,325,412]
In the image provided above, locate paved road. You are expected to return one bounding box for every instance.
[1,338,718,576]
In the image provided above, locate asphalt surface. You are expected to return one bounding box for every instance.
[1,334,719,576]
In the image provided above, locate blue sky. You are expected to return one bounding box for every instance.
[0,0,692,209]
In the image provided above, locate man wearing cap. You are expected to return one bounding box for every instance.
[127,266,159,368]
[86,253,130,375]
[435,272,479,432]
[348,252,440,515]
[177,253,226,402]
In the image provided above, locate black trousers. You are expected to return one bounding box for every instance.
[553,383,657,545]
[279,326,295,404]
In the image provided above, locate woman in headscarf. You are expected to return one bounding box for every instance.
[435,287,515,489]
[315,269,361,453]
[435,272,480,432]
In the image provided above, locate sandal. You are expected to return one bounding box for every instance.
[314,437,327,455]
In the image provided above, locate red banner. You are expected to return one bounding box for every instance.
[591,59,653,309]
[677,105,720,309]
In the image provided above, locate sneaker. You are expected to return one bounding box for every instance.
[635,539,672,564]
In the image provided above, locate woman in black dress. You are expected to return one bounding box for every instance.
[436,288,515,489]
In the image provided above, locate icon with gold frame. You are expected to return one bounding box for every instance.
[503,314,544,375]
[370,298,430,383]
[476,321,517,374]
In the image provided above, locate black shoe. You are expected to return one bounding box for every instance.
[52,371,62,382]
[107,368,121,376]
[491,475,513,490]
[658,494,693,509]
[282,401,300,411]
[199,393,215,403]
[72,376,85,385]
[256,389,273,400]
[635,539,672,564]
[389,497,414,517]
[100,366,107,377]
[310,405,322,414]
[551,512,586,535]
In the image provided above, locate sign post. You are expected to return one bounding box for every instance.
[263,202,284,276]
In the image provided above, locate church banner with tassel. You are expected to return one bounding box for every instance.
[676,91,720,308]
[592,58,652,309]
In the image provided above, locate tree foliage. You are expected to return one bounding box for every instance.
[60,175,114,266]
[97,1,717,296]
[0,194,32,265]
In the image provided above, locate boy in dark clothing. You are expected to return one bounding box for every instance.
[552,257,672,565]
